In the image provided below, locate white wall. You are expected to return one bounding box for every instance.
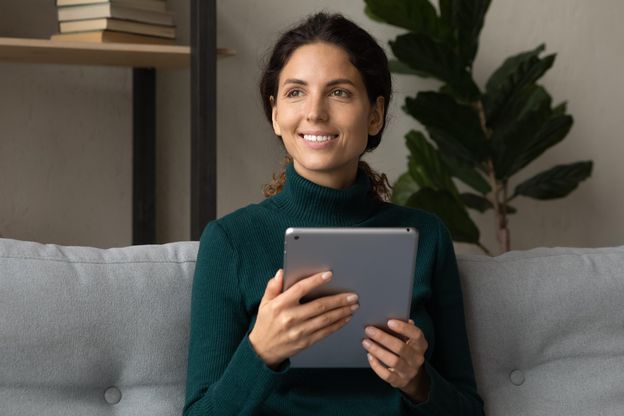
[1,0,622,253]
[0,0,190,247]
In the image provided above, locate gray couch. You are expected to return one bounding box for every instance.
[1,237,622,415]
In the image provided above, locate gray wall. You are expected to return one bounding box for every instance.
[1,0,622,254]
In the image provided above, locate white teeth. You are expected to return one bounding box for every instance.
[302,134,335,142]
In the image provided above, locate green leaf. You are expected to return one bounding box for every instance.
[364,0,440,36]
[390,33,481,101]
[513,161,593,199]
[391,172,420,205]
[404,130,459,198]
[363,4,386,23]
[461,192,493,212]
[389,59,431,77]
[461,193,518,215]
[484,44,556,126]
[404,91,488,165]
[552,101,567,116]
[493,113,573,180]
[439,0,456,29]
[441,154,492,194]
[454,0,492,65]
[439,0,492,65]
[490,84,555,179]
[406,188,480,243]
[493,84,553,131]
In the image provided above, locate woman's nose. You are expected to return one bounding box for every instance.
[306,95,329,122]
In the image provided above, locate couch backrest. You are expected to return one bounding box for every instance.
[2,238,623,415]
[458,246,624,416]
[0,238,198,416]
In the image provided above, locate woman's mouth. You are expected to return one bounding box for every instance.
[299,133,338,143]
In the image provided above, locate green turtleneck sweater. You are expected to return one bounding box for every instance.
[183,164,484,416]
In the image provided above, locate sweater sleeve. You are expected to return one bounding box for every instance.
[401,220,485,415]
[183,222,289,416]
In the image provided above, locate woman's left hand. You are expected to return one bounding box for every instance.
[362,319,430,401]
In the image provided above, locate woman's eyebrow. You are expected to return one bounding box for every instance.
[326,79,356,87]
[282,78,356,87]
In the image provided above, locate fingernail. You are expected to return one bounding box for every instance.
[388,320,399,329]
[367,353,373,361]
[321,272,332,280]
[346,294,358,302]
[351,304,359,311]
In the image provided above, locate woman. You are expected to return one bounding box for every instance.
[184,12,484,415]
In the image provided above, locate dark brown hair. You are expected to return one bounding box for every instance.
[259,12,393,201]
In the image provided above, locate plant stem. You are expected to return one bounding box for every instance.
[477,242,492,256]
[474,100,511,254]
[500,182,511,252]
[473,101,490,137]
[486,161,505,254]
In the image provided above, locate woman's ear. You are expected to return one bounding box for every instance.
[270,96,282,136]
[368,96,385,136]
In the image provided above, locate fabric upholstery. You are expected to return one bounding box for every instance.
[458,246,624,415]
[1,237,622,415]
[0,238,197,416]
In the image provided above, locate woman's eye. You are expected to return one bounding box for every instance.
[331,89,351,97]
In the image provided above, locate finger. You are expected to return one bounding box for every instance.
[297,292,359,321]
[261,269,283,305]
[298,302,356,335]
[283,271,332,302]
[364,325,410,357]
[362,337,406,376]
[387,320,427,350]
[305,312,352,347]
[367,352,401,383]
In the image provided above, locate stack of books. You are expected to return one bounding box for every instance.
[51,0,176,45]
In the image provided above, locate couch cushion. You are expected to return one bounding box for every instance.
[3,237,623,416]
[0,238,198,416]
[458,246,624,416]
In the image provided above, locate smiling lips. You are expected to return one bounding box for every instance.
[299,133,338,143]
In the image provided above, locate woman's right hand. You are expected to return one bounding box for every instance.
[248,269,359,369]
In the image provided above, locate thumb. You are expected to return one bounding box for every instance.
[262,269,283,303]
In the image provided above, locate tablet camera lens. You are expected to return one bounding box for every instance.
[294,236,299,240]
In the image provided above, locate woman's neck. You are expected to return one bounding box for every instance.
[292,160,359,190]
[270,163,379,226]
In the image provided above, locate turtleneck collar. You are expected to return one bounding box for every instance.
[270,163,380,226]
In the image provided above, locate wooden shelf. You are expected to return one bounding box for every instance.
[0,7,226,243]
[0,37,235,68]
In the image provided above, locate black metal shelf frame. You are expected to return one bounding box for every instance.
[132,0,216,244]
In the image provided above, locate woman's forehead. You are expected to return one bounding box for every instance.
[278,42,364,86]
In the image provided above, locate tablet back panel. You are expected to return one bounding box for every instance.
[283,227,418,367]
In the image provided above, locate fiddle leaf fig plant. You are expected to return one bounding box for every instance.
[364,0,593,254]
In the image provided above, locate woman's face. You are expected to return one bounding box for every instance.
[271,42,384,189]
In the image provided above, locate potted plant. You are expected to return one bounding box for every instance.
[365,0,593,254]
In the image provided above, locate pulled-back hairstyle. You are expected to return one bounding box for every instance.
[259,12,393,200]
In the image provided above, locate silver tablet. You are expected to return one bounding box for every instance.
[282,227,418,368]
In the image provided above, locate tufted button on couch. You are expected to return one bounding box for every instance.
[1,238,622,415]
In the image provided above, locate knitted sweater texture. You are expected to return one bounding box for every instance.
[183,164,484,415]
